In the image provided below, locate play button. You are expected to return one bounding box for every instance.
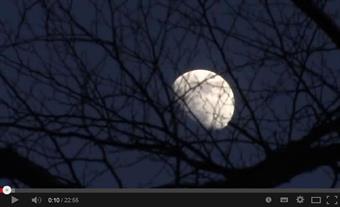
[11,196,19,204]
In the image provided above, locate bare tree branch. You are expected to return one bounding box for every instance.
[0,148,79,188]
[291,0,340,48]
[160,117,340,187]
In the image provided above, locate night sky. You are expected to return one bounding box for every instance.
[0,0,340,188]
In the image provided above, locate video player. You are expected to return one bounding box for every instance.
[0,0,340,207]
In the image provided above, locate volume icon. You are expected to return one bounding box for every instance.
[32,196,42,204]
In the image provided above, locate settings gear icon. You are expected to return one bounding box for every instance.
[296,195,305,204]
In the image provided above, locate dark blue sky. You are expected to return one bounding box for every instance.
[0,0,339,188]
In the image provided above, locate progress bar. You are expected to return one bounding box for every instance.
[1,187,340,207]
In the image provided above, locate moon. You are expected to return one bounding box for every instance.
[172,69,235,129]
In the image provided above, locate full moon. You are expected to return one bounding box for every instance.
[172,69,235,129]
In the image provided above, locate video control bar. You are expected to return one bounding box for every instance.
[1,186,340,207]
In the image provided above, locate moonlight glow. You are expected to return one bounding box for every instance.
[172,69,235,129]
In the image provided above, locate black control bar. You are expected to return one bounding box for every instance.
[1,189,339,207]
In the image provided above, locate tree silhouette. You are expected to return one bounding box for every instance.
[0,0,339,188]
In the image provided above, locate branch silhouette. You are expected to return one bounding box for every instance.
[291,0,340,48]
[0,148,79,188]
